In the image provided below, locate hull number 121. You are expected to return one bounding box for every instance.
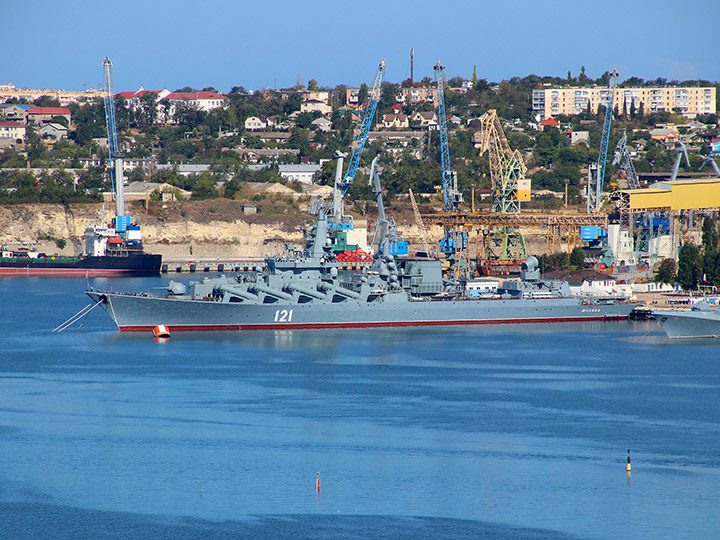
[274,309,294,322]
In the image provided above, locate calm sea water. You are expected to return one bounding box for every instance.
[1,276,719,539]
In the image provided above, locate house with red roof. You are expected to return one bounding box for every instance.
[157,91,227,123]
[540,117,560,128]
[27,107,71,127]
[115,88,226,124]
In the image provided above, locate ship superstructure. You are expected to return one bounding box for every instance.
[86,159,635,332]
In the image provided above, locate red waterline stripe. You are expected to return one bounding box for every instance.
[118,315,629,332]
[0,268,139,277]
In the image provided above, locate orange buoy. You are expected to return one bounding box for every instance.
[316,472,321,492]
[153,325,171,338]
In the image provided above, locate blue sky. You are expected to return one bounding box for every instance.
[4,0,718,92]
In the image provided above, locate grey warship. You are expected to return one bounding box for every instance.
[652,301,720,339]
[86,212,636,332]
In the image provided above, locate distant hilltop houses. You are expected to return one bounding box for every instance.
[0,83,104,105]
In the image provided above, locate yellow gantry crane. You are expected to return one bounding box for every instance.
[476,109,531,260]
[477,109,530,213]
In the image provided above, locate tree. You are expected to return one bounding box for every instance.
[33,95,61,107]
[677,242,700,290]
[50,115,69,128]
[307,79,318,91]
[191,173,219,199]
[655,258,676,284]
[701,216,717,251]
[357,83,368,105]
[138,93,158,126]
[569,246,585,270]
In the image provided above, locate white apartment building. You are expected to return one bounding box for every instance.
[532,85,716,119]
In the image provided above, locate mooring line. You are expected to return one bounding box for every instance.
[53,301,101,333]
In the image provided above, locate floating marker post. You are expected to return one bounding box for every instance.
[626,449,631,473]
[316,472,321,493]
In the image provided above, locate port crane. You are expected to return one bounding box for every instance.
[476,109,529,260]
[369,155,407,257]
[611,131,640,190]
[699,152,720,177]
[102,56,130,232]
[409,189,434,257]
[432,61,466,266]
[587,69,619,213]
[477,109,528,214]
[433,61,462,212]
[331,59,386,220]
[669,140,690,181]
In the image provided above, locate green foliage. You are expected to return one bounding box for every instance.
[702,216,718,251]
[50,115,69,128]
[295,111,320,129]
[191,172,219,200]
[69,100,106,145]
[33,95,61,107]
[677,242,700,290]
[655,258,677,284]
[538,252,570,272]
[569,246,585,270]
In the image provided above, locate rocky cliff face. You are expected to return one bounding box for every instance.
[0,203,547,260]
[0,203,306,259]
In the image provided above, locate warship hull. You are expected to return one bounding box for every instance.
[653,308,720,339]
[87,291,636,332]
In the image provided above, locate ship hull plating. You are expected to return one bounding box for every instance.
[653,309,720,339]
[88,291,635,332]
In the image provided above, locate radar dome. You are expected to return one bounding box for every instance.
[522,256,539,271]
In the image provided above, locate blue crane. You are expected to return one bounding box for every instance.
[434,61,465,260]
[588,69,619,213]
[337,59,385,197]
[102,57,129,232]
[433,60,462,212]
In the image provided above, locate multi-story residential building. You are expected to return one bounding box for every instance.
[162,91,227,113]
[397,86,438,107]
[532,85,716,119]
[300,91,332,115]
[0,122,26,141]
[0,104,29,123]
[116,88,226,123]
